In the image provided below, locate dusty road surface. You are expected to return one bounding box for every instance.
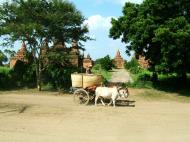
[0,90,190,142]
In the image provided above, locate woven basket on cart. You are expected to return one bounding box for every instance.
[71,73,102,88]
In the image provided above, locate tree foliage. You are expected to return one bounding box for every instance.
[0,0,89,90]
[12,60,36,86]
[0,0,88,43]
[125,57,141,74]
[43,50,79,89]
[110,0,190,78]
[95,55,114,71]
[0,50,8,65]
[0,66,12,89]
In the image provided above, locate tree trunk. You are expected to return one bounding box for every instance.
[152,72,158,82]
[36,61,41,91]
[180,72,187,82]
[35,57,42,91]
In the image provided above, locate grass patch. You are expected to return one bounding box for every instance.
[125,69,153,89]
[137,89,169,100]
[92,68,112,82]
[127,80,153,89]
[0,66,12,74]
[131,88,190,102]
[125,69,190,98]
[42,83,55,91]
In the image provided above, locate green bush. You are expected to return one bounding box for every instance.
[0,63,36,89]
[125,57,141,74]
[126,80,153,89]
[12,61,36,87]
[124,57,155,88]
[92,64,101,71]
[44,64,79,90]
[0,66,13,89]
[124,68,153,88]
[92,64,111,84]
[95,55,114,71]
[0,50,8,66]
[137,70,152,81]
[0,66,11,75]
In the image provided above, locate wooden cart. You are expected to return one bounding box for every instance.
[71,73,103,105]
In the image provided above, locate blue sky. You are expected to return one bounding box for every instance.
[69,0,143,60]
[0,0,143,60]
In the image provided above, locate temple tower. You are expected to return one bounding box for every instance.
[135,54,150,69]
[113,50,125,69]
[10,42,28,68]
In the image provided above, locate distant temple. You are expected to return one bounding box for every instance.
[113,50,125,69]
[10,42,28,68]
[135,54,150,69]
[10,40,92,69]
[46,40,81,67]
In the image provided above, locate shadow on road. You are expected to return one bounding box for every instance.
[116,100,136,107]
[88,99,135,107]
[0,105,30,114]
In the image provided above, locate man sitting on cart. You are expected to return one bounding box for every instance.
[86,64,92,74]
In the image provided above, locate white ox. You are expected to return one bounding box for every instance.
[95,86,129,107]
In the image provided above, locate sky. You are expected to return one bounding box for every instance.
[70,0,143,60]
[0,0,143,61]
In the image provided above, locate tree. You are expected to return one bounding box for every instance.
[43,50,79,89]
[12,60,36,87]
[109,0,190,80]
[0,50,7,66]
[0,0,89,90]
[4,49,16,58]
[95,55,114,71]
[125,57,140,74]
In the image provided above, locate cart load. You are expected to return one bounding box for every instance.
[71,73,102,89]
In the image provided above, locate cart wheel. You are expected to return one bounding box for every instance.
[73,89,90,105]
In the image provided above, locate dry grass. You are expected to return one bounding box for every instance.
[129,88,190,103]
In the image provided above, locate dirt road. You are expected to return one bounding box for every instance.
[0,90,190,142]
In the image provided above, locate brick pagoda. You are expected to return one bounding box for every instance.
[10,42,28,68]
[10,40,95,70]
[41,40,80,67]
[113,50,125,69]
[135,54,150,69]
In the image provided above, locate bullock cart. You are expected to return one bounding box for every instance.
[71,73,103,105]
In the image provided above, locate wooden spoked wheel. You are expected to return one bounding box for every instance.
[73,89,90,105]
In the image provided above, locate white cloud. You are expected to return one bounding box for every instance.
[84,15,113,31]
[82,14,132,60]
